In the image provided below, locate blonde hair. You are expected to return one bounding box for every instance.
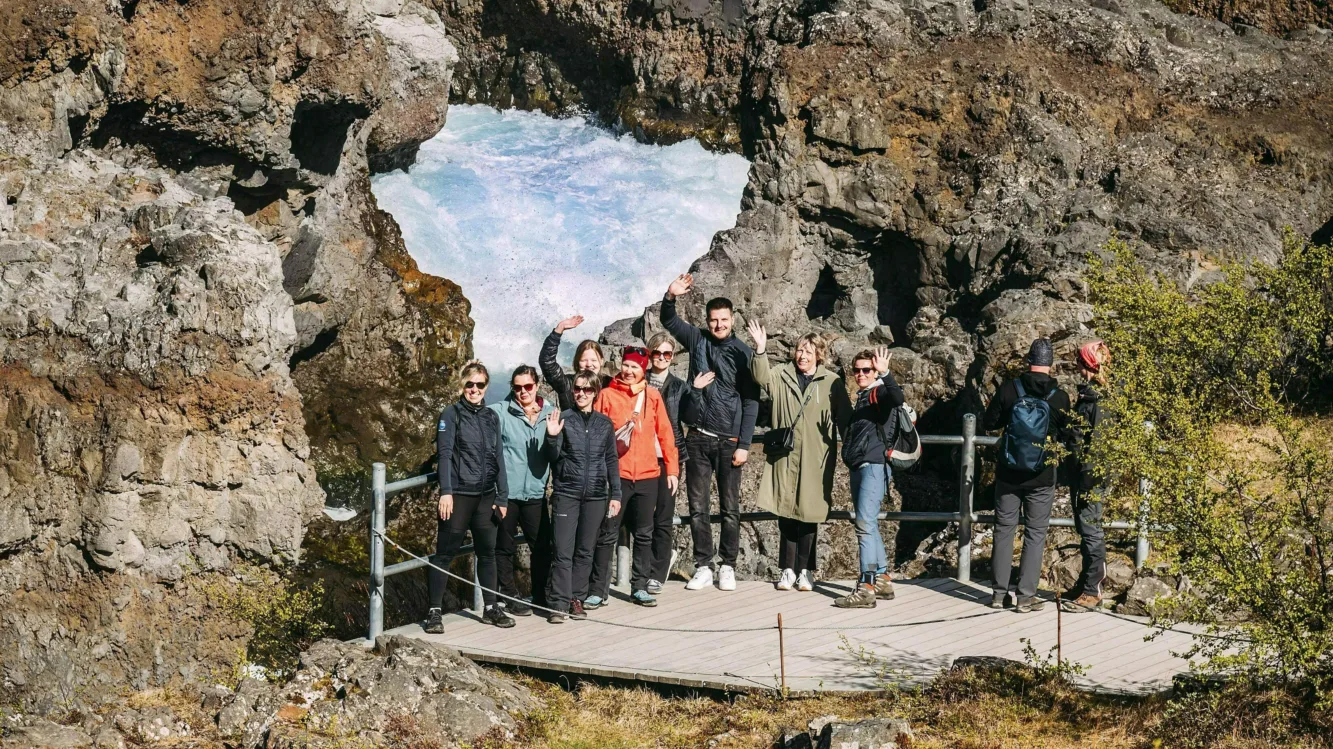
[793,333,828,365]
[574,339,604,365]
[459,360,490,387]
[647,331,675,352]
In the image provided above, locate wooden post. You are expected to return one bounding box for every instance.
[777,613,786,693]
[1056,590,1063,671]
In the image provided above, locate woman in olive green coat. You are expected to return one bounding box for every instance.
[747,320,851,592]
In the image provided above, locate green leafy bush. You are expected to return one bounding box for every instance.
[1086,233,1333,698]
[206,565,331,680]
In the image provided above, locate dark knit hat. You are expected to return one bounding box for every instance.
[1026,338,1054,367]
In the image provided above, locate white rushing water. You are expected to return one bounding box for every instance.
[371,104,751,398]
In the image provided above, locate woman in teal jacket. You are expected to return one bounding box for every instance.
[488,365,558,614]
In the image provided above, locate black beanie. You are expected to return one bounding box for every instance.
[1027,338,1054,367]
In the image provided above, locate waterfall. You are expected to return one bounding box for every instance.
[371,104,750,398]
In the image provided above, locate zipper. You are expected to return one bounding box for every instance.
[579,415,591,499]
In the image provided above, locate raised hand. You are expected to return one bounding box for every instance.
[873,345,892,374]
[746,318,767,354]
[667,273,693,299]
[438,493,454,521]
[693,371,716,389]
[554,315,585,334]
[546,409,564,436]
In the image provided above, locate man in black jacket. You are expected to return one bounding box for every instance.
[661,273,760,592]
[983,338,1071,613]
[646,331,688,595]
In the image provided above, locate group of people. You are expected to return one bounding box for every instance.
[421,271,1112,633]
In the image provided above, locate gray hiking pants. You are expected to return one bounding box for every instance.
[992,480,1055,600]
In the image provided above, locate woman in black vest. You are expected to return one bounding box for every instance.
[425,361,514,634]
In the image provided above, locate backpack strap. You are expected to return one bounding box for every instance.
[1013,379,1027,399]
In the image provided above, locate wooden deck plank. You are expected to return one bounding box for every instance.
[383,580,1197,695]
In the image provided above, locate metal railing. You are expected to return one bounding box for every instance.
[365,413,1152,643]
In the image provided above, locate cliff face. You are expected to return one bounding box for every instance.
[447,0,1332,576]
[0,0,468,710]
[445,0,1332,417]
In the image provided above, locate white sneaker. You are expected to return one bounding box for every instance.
[775,568,796,591]
[685,566,714,590]
[718,565,737,591]
[796,570,813,592]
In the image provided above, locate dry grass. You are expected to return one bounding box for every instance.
[491,663,1333,749]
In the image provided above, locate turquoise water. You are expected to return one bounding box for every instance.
[371,104,750,394]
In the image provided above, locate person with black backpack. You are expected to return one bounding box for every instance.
[983,338,1072,613]
[834,347,905,609]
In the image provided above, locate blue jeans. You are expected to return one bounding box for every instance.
[850,463,890,575]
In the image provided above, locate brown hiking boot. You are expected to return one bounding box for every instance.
[873,574,896,601]
[1060,593,1102,613]
[834,584,877,609]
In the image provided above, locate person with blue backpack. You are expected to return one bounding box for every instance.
[983,338,1072,613]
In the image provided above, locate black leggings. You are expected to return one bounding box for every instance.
[777,517,818,572]
[496,498,552,605]
[546,495,607,611]
[428,492,500,609]
[589,476,660,598]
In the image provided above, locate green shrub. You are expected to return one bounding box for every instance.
[206,565,331,680]
[1086,233,1333,699]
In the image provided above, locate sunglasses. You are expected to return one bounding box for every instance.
[852,367,875,375]
[624,346,649,358]
[651,350,674,359]
[463,381,487,391]
[573,386,597,395]
[512,382,536,392]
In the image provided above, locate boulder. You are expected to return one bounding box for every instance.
[817,717,914,749]
[1118,576,1176,616]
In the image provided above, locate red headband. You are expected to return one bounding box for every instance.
[1078,341,1104,373]
[623,349,650,371]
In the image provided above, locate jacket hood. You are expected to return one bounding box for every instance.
[501,393,550,415]
[1018,371,1060,398]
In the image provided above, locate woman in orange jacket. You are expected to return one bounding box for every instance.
[586,346,680,607]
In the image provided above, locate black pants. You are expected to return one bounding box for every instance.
[496,497,552,605]
[777,517,818,572]
[650,459,677,583]
[1072,487,1107,598]
[545,495,607,611]
[992,480,1056,600]
[589,477,659,597]
[686,432,742,570]
[428,492,499,609]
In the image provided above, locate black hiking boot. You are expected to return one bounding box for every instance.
[547,610,567,624]
[484,605,516,628]
[990,591,1010,609]
[424,607,444,634]
[505,599,533,617]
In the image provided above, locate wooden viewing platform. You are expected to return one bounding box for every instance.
[388,578,1197,695]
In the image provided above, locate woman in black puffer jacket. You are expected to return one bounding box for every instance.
[426,361,513,635]
[542,370,621,623]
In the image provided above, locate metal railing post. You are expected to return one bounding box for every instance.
[1136,477,1151,568]
[367,462,386,645]
[956,414,976,583]
[472,556,484,612]
[616,544,631,592]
